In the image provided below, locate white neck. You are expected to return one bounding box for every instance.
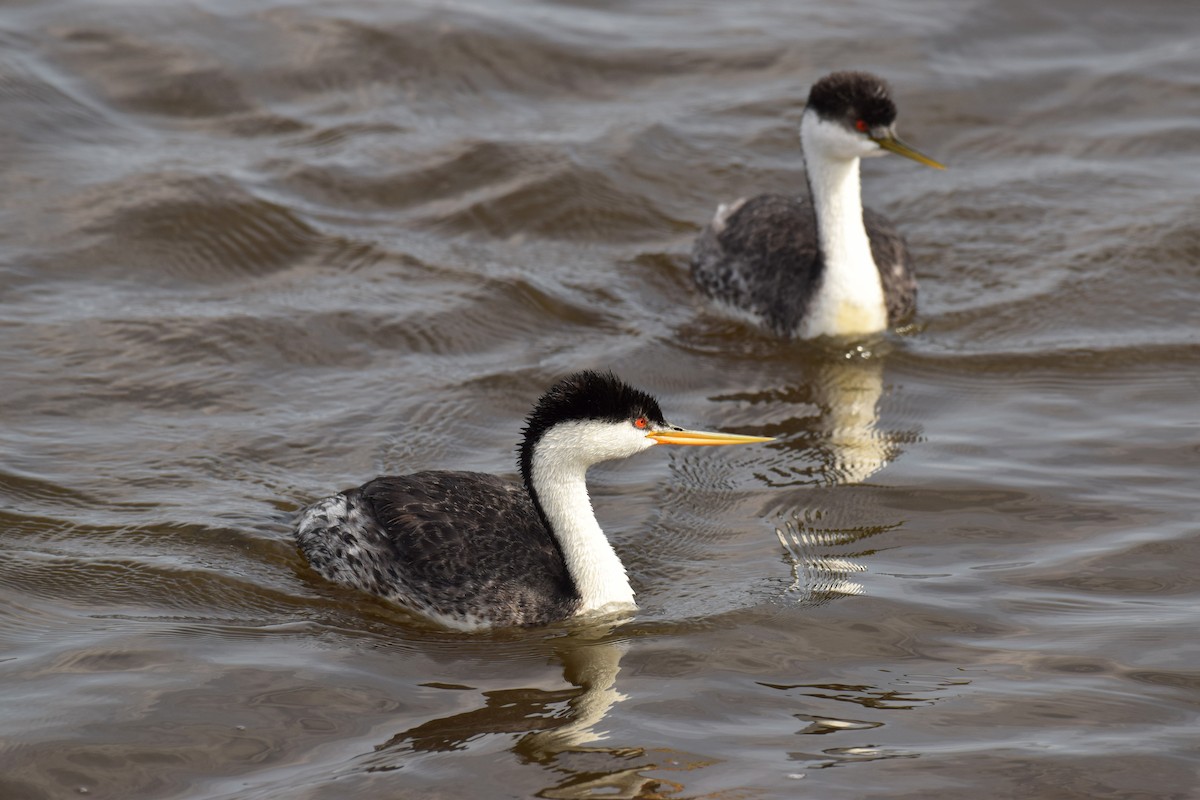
[799,114,888,338]
[529,426,637,615]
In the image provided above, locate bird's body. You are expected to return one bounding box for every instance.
[691,71,942,339]
[296,472,578,628]
[294,371,770,631]
[693,195,914,338]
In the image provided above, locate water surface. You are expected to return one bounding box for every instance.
[1,0,1198,797]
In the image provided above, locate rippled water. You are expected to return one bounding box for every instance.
[2,0,1198,797]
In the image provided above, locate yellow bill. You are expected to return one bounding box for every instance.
[647,428,774,446]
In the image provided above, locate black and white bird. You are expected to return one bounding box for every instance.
[691,70,944,339]
[294,370,771,631]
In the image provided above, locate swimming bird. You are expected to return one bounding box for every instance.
[691,70,944,339]
[294,370,771,630]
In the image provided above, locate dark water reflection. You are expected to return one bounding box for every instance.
[2,0,1199,797]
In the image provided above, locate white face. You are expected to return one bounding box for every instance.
[535,418,658,470]
[800,112,889,162]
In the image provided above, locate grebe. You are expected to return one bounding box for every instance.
[691,70,944,339]
[294,370,771,630]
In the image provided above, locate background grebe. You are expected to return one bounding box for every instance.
[294,370,771,630]
[691,70,944,339]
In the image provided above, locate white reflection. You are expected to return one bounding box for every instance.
[813,345,889,486]
[520,633,630,759]
[777,510,868,603]
[360,629,654,798]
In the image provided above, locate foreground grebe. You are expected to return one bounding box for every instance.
[691,70,944,339]
[295,371,771,630]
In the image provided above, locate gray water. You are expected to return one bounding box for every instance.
[1,0,1198,797]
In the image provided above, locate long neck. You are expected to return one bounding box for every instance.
[526,433,636,615]
[800,115,888,337]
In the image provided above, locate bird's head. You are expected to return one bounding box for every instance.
[519,370,772,479]
[802,71,944,169]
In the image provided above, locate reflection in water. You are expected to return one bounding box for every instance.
[361,631,665,799]
[811,346,892,486]
[778,511,865,603]
[778,343,902,488]
[775,507,903,606]
[734,345,910,606]
[760,674,968,771]
[718,343,910,489]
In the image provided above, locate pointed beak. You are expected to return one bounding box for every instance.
[646,427,774,446]
[873,134,945,170]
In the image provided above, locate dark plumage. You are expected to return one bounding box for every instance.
[806,71,897,130]
[296,471,579,626]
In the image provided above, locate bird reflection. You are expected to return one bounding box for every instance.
[811,345,893,485]
[361,630,666,799]
[516,635,633,762]
[775,507,901,605]
[744,344,902,488]
[711,342,915,606]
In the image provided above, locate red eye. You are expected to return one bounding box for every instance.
[855,119,869,132]
[634,417,648,429]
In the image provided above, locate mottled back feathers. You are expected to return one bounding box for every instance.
[296,471,580,627]
[691,195,916,338]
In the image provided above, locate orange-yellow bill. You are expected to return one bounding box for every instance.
[647,428,774,446]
